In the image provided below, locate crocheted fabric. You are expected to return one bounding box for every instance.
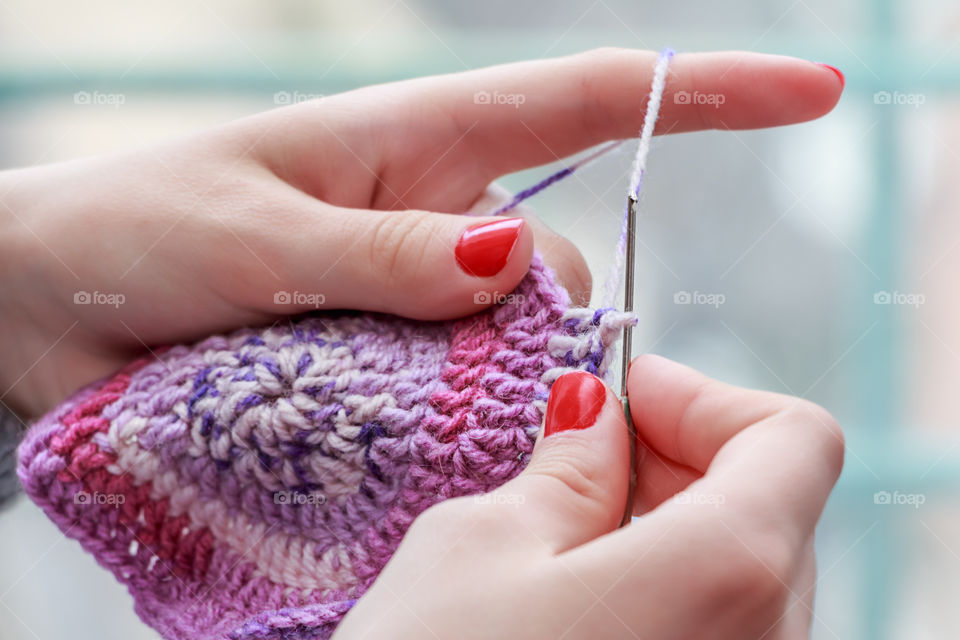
[17,254,632,640]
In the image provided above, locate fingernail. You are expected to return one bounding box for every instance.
[455,217,524,278]
[544,371,607,437]
[816,63,845,89]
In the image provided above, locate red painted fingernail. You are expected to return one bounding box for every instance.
[455,217,524,278]
[816,63,845,89]
[544,371,607,437]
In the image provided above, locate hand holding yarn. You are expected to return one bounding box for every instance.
[0,48,842,420]
[334,355,844,640]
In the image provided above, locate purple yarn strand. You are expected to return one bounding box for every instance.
[482,139,624,217]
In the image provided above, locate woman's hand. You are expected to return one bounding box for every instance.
[333,355,844,640]
[0,49,843,418]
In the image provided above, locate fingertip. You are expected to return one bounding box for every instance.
[468,186,591,307]
[510,370,630,551]
[509,214,536,275]
[815,63,845,91]
[795,60,845,119]
[763,55,845,123]
[454,216,529,278]
[452,213,535,306]
[626,354,710,462]
[534,371,628,471]
[408,214,535,319]
[307,206,537,321]
[627,353,692,390]
[661,51,846,131]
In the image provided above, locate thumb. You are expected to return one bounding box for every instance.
[492,371,631,554]
[273,201,534,320]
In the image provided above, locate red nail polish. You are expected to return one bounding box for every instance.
[455,217,524,278]
[816,63,845,89]
[544,371,606,436]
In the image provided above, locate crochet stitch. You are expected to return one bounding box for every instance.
[17,255,634,640]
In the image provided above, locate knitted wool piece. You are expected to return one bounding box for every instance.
[17,254,633,640]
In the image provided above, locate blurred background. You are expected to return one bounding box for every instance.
[1,0,958,638]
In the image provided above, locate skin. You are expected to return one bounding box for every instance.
[333,356,844,639]
[0,48,842,419]
[0,48,844,636]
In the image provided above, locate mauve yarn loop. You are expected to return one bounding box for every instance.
[17,254,635,640]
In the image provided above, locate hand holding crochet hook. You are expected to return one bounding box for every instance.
[0,47,844,639]
[335,355,844,639]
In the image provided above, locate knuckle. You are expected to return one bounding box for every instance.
[578,46,631,63]
[187,179,297,286]
[411,495,510,537]
[701,532,793,613]
[783,399,845,478]
[742,539,793,602]
[693,95,716,130]
[571,47,637,140]
[525,445,609,519]
[368,211,434,288]
[407,497,474,540]
[411,494,539,552]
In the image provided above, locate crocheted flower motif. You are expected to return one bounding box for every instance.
[18,255,633,640]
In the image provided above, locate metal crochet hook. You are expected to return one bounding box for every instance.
[614,47,674,527]
[618,194,639,528]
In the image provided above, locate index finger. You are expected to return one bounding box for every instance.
[257,49,843,212]
[426,48,844,178]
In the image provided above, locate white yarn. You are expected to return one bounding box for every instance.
[600,48,673,309]
[628,50,673,198]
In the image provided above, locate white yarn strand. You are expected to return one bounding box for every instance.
[600,49,673,309]
[628,51,672,197]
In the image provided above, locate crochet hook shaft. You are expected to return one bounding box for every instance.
[615,48,673,527]
[620,194,638,399]
[618,194,639,528]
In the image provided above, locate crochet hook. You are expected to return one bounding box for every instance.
[618,194,639,528]
[616,48,673,527]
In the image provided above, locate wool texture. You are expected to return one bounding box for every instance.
[17,255,634,640]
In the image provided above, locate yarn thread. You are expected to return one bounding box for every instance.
[485,139,625,217]
[605,48,673,308]
[479,48,674,309]
[16,49,674,640]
